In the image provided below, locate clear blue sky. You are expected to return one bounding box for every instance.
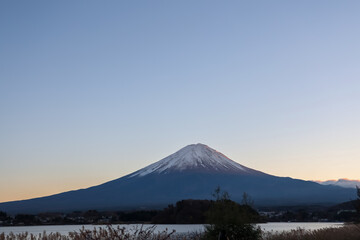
[1,1,360,202]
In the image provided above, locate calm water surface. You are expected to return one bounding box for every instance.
[0,222,343,235]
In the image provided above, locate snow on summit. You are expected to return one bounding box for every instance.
[129,143,258,177]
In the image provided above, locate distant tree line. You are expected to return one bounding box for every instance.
[0,210,160,226]
[0,198,260,226]
[1,187,359,227]
[0,197,261,227]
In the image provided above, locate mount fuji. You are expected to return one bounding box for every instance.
[128,143,264,177]
[0,144,355,214]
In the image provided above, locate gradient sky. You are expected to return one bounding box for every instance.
[1,1,360,203]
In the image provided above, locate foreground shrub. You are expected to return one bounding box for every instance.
[204,223,261,240]
[203,187,261,240]
[356,186,360,222]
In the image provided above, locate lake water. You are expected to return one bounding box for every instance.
[0,222,344,235]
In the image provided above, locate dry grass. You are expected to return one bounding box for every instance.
[262,224,360,240]
[0,225,172,240]
[0,225,202,240]
[1,224,360,240]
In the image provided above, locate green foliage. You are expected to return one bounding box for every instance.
[152,200,211,224]
[203,187,261,240]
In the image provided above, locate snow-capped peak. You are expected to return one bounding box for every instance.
[128,143,258,177]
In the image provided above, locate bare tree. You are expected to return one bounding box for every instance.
[356,186,360,220]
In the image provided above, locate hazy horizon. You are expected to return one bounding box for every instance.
[1,1,360,203]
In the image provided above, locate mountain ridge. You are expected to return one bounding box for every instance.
[316,178,360,189]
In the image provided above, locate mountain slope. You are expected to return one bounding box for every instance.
[0,144,355,214]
